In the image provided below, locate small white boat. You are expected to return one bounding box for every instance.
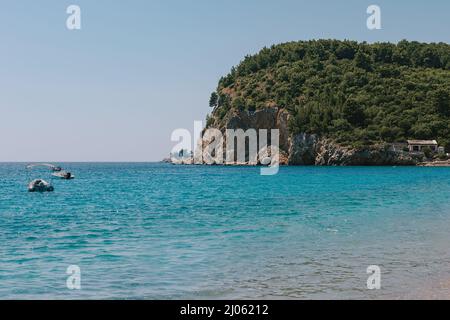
[52,171,75,180]
[28,179,54,192]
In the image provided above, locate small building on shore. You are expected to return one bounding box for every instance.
[407,140,438,152]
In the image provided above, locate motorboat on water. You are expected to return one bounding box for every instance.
[52,171,75,180]
[28,179,54,192]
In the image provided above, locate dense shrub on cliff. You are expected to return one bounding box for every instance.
[209,40,450,151]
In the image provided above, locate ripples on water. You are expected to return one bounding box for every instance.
[1,163,450,299]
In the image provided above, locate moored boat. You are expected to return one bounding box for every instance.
[52,171,75,179]
[28,179,54,192]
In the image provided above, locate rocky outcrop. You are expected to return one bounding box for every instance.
[201,106,423,166]
[200,107,290,165]
[288,134,420,165]
[288,133,318,165]
[211,107,290,153]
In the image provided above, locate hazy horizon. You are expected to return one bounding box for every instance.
[1,0,449,162]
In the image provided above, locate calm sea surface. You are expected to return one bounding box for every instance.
[1,163,450,299]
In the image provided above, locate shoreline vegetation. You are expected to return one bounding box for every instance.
[172,40,450,167]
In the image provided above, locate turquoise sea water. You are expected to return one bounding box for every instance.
[1,163,450,299]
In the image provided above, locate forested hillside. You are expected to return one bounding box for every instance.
[208,40,450,150]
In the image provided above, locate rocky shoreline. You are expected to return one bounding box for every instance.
[170,106,448,166]
[287,133,421,166]
[418,160,450,167]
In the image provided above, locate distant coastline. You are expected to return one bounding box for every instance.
[166,153,450,167]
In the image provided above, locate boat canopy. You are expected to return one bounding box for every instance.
[26,163,62,171]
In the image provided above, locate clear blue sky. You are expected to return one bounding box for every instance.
[1,0,449,161]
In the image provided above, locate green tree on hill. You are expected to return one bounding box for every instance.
[209,92,218,108]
